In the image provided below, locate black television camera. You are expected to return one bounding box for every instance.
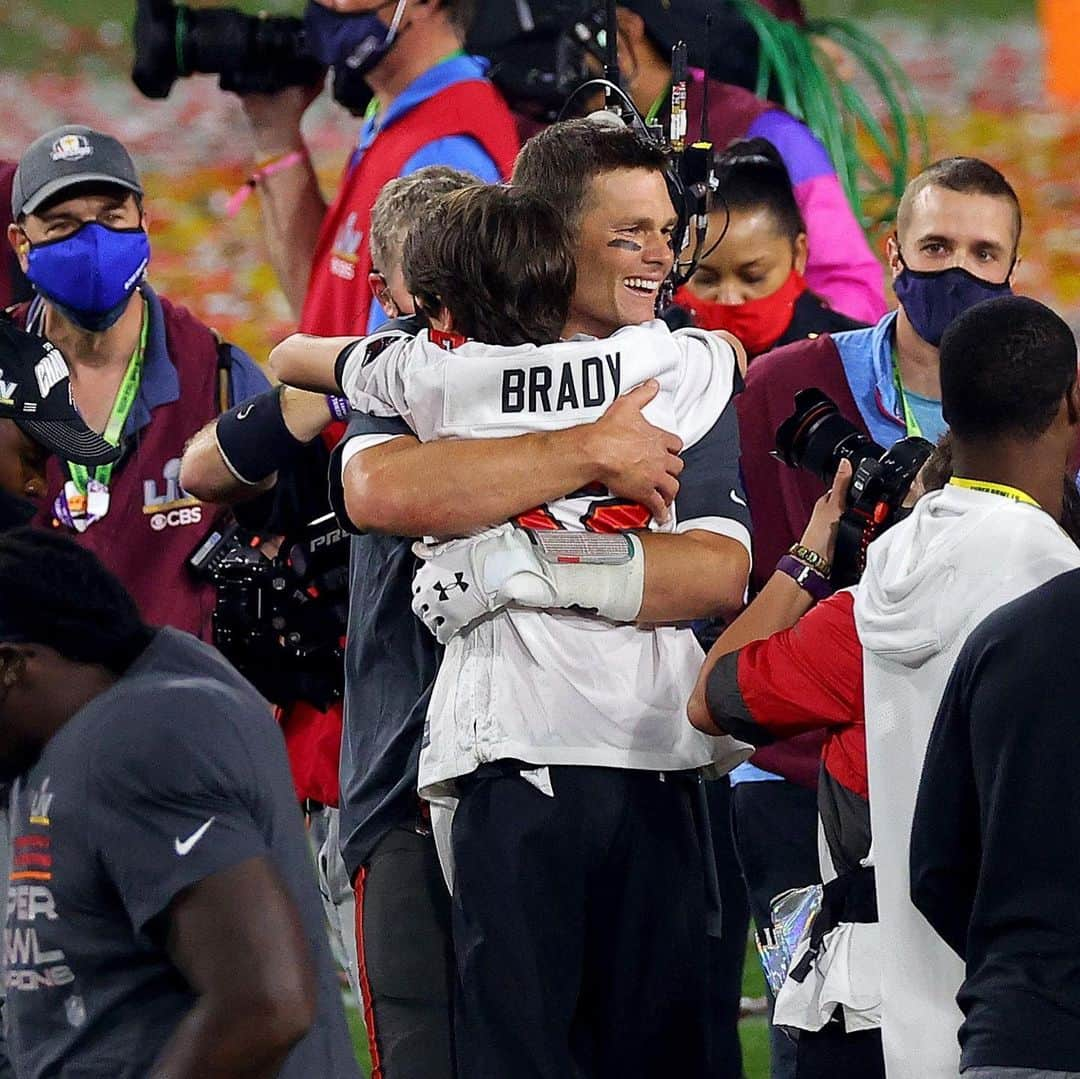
[189,513,350,710]
[775,389,934,587]
[132,0,372,113]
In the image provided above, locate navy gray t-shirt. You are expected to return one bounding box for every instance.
[4,628,361,1079]
[911,566,1080,1073]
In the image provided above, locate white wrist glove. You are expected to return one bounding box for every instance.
[411,524,646,645]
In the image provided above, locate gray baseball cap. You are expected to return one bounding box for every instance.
[11,125,143,219]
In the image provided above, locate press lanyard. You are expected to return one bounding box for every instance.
[67,298,147,493]
[948,477,1041,509]
[890,345,923,439]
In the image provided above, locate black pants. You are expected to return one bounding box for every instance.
[796,1021,884,1079]
[354,824,456,1079]
[731,780,821,1079]
[451,763,708,1079]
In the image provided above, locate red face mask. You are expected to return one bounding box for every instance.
[673,270,807,357]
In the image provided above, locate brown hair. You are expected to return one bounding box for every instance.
[403,184,576,346]
[369,165,476,275]
[512,117,669,228]
[897,156,1021,251]
[441,0,475,32]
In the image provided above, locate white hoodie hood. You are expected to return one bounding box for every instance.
[854,484,1080,1079]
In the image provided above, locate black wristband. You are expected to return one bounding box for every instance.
[216,385,304,485]
[334,341,362,394]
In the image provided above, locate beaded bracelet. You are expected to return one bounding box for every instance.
[788,543,831,577]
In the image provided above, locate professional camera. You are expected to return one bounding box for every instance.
[775,388,933,587]
[189,514,350,710]
[132,0,373,113]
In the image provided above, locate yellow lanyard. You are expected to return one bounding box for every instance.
[948,477,1040,508]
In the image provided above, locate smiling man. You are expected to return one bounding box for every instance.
[513,117,679,337]
[327,119,754,1079]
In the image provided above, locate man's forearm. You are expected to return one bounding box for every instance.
[255,154,327,319]
[686,570,815,730]
[637,530,750,623]
[181,388,333,505]
[346,428,620,538]
[149,995,305,1079]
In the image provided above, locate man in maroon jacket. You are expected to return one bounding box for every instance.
[7,125,268,639]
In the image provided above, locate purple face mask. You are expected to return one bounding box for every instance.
[303,0,407,75]
[893,253,1013,347]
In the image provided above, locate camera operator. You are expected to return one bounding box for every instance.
[613,1,886,323]
[690,295,1080,1079]
[241,0,519,336]
[5,125,269,639]
[724,155,1022,1072]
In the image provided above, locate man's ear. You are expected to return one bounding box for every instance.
[7,224,29,272]
[1007,252,1021,288]
[367,272,398,318]
[0,645,28,692]
[1067,377,1080,427]
[885,233,903,282]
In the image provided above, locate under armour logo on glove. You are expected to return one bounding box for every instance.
[433,573,470,601]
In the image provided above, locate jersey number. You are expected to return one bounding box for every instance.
[514,496,651,534]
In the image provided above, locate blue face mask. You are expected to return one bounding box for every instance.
[25,222,150,333]
[893,254,1013,347]
[303,1,406,75]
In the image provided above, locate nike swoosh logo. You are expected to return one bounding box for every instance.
[236,405,254,420]
[730,488,747,507]
[174,817,216,856]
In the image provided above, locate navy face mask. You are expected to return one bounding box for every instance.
[303,1,406,75]
[25,222,150,333]
[893,252,1013,347]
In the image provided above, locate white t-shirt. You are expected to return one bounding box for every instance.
[339,321,753,793]
[855,485,1080,1079]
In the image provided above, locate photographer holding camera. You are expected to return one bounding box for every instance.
[6,125,269,639]
[690,295,1080,1079]
[723,157,1022,1070]
[240,0,519,336]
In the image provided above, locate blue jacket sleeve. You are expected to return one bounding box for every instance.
[401,135,502,183]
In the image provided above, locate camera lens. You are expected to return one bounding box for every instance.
[775,389,886,489]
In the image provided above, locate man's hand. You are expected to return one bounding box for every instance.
[241,84,322,159]
[411,525,646,644]
[798,458,854,566]
[577,380,684,524]
[411,525,559,645]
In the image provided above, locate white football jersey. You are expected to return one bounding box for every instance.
[340,320,753,791]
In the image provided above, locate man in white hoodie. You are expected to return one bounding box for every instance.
[854,294,1080,1079]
